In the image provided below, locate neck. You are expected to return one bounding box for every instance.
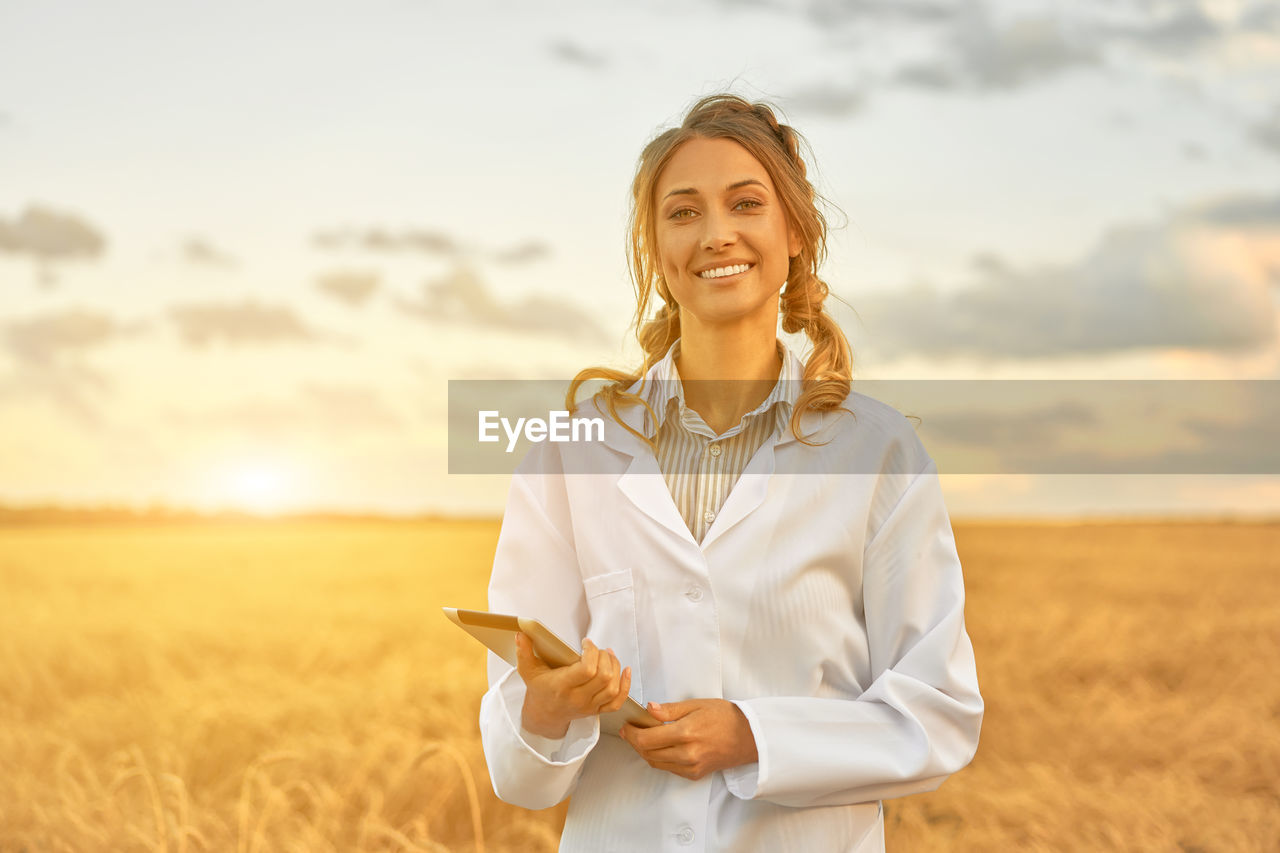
[674,319,782,435]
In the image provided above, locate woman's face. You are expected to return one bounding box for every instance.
[653,136,801,333]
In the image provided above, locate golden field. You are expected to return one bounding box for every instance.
[1,517,1277,852]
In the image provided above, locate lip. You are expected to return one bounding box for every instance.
[694,261,755,280]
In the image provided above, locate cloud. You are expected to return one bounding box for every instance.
[3,308,141,365]
[548,40,608,70]
[315,270,381,307]
[1241,2,1280,33]
[311,226,461,256]
[922,399,1098,447]
[782,82,867,119]
[885,3,1273,98]
[169,301,331,347]
[802,0,956,28]
[0,204,106,264]
[897,8,1099,92]
[854,192,1280,361]
[1189,191,1280,228]
[312,225,551,267]
[1099,3,1222,56]
[1250,104,1280,157]
[492,240,552,265]
[0,361,110,425]
[1176,386,1280,471]
[395,265,612,343]
[893,63,955,90]
[859,379,1280,475]
[182,236,237,268]
[0,308,144,423]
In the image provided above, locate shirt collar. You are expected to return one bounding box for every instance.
[634,337,800,439]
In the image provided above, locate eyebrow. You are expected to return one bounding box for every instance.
[661,178,768,202]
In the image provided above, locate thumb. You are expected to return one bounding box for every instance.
[515,633,547,679]
[647,700,698,721]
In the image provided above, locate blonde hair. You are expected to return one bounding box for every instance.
[567,92,854,448]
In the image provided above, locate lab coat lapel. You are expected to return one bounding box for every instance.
[699,400,839,548]
[699,428,777,550]
[589,391,695,543]
[586,344,829,549]
[617,452,695,542]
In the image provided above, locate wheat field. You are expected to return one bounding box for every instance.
[1,517,1277,852]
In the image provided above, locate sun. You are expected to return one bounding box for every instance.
[224,461,295,515]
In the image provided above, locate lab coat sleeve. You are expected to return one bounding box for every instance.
[724,457,984,808]
[478,444,601,810]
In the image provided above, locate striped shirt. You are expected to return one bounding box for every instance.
[639,339,799,544]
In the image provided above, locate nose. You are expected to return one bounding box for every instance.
[698,209,736,252]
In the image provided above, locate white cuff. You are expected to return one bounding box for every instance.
[497,668,599,765]
[723,698,767,799]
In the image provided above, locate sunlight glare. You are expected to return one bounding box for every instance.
[225,462,294,515]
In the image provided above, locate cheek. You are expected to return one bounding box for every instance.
[658,234,690,275]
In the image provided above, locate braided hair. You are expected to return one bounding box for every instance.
[567,93,854,448]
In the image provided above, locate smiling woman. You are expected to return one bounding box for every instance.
[477,93,984,853]
[654,139,802,337]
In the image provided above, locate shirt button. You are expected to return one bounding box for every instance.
[708,443,722,458]
[703,509,716,525]
[685,586,703,602]
[676,825,695,844]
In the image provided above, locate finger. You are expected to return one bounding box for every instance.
[602,667,632,713]
[514,633,545,679]
[595,647,620,690]
[588,667,622,712]
[648,700,698,721]
[626,717,688,752]
[582,650,621,709]
[634,742,695,765]
[570,638,600,687]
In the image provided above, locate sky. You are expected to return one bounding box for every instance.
[1,0,1279,518]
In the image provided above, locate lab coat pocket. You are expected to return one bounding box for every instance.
[582,569,644,705]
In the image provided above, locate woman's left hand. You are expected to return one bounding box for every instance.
[619,699,758,780]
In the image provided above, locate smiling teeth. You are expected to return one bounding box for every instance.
[699,263,752,279]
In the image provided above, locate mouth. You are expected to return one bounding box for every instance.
[696,262,755,281]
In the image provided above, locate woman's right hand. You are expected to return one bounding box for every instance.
[516,633,632,739]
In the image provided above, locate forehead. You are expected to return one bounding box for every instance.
[655,137,775,196]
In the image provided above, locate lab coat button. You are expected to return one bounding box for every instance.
[685,586,703,602]
[676,825,695,844]
[708,443,722,457]
[703,509,715,524]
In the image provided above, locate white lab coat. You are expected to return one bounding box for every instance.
[479,345,984,853]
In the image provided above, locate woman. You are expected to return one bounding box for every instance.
[480,93,983,852]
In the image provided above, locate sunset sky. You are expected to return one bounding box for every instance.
[2,0,1279,518]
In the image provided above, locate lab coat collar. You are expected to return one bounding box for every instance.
[589,338,823,455]
[639,338,798,440]
[584,338,836,550]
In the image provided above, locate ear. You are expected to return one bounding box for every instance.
[787,223,802,259]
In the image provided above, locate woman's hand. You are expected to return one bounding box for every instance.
[517,633,633,739]
[619,699,758,780]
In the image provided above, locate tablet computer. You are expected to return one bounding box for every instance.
[443,607,659,735]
